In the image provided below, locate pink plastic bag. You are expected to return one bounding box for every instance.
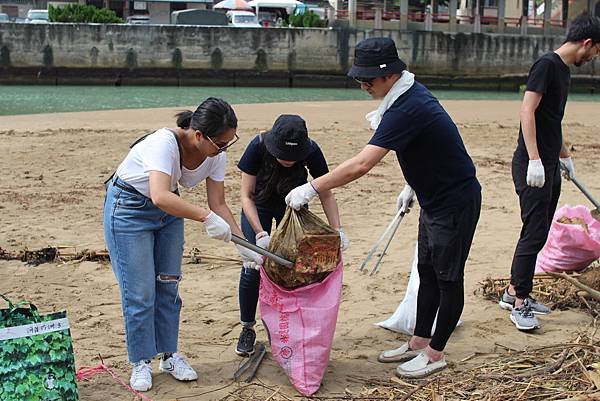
[536,205,600,274]
[259,259,343,396]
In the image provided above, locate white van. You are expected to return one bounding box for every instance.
[226,10,261,28]
[26,9,49,23]
[126,15,151,24]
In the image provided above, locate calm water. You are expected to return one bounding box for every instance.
[1,85,599,116]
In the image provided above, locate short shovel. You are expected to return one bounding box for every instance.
[560,163,600,220]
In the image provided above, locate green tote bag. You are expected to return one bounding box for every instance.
[0,294,78,401]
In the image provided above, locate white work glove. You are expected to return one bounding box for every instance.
[285,182,318,210]
[236,244,264,265]
[396,185,416,213]
[337,228,349,251]
[526,159,545,188]
[203,212,232,242]
[560,157,575,180]
[255,231,271,249]
[242,261,259,271]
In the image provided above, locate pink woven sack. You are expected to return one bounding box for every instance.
[535,205,600,273]
[258,259,343,396]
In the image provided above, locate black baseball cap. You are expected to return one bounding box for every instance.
[263,115,310,161]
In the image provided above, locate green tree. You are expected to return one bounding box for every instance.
[49,4,123,23]
[289,10,325,28]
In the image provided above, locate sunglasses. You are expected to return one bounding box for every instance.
[354,77,376,86]
[204,132,240,153]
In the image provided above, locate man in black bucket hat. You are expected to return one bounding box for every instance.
[285,37,481,378]
[234,114,348,357]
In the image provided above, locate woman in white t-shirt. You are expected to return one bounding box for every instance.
[103,97,262,392]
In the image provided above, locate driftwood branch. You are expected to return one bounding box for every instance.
[555,392,600,401]
[547,271,600,302]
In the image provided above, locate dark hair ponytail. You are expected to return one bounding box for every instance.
[190,97,237,138]
[175,110,193,129]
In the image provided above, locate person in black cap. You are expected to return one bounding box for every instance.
[234,114,348,356]
[285,37,481,378]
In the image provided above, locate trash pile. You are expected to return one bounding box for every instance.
[264,207,340,289]
[478,262,600,314]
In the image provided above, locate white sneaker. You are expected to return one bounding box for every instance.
[130,360,152,392]
[395,352,447,379]
[159,353,198,381]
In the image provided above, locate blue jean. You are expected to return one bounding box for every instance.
[239,204,285,326]
[103,177,184,363]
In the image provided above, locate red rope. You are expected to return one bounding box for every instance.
[76,355,155,401]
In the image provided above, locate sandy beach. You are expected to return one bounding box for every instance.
[0,99,598,400]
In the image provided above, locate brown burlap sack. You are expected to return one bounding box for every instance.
[264,207,340,289]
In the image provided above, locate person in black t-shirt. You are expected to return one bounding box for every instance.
[500,15,600,331]
[234,114,348,356]
[285,37,481,379]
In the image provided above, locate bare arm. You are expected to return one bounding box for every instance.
[206,177,245,238]
[559,141,571,158]
[240,172,265,235]
[520,91,543,160]
[149,171,210,222]
[319,189,341,230]
[311,145,389,193]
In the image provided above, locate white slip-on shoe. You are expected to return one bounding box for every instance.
[395,352,447,379]
[377,342,422,363]
[159,353,198,381]
[130,360,153,392]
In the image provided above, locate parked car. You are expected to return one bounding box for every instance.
[226,10,261,28]
[125,15,150,24]
[0,13,9,23]
[25,9,49,23]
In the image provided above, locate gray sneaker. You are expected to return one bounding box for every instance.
[510,299,540,331]
[499,289,551,315]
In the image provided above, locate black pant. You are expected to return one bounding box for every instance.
[510,159,561,299]
[414,191,481,352]
[239,204,285,325]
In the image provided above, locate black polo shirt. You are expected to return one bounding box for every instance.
[514,51,571,164]
[368,82,481,215]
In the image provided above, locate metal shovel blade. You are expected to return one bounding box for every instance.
[231,234,294,268]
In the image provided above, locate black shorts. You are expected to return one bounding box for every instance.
[417,192,481,282]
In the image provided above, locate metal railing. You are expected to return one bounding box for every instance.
[336,8,566,28]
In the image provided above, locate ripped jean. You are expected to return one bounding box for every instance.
[103,177,184,363]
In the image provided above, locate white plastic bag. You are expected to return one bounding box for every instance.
[376,241,464,335]
[376,242,432,335]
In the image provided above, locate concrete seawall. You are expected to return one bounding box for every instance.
[0,23,598,90]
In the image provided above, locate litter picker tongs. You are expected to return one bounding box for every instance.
[359,209,407,276]
[231,234,294,268]
[560,162,600,219]
[233,342,266,383]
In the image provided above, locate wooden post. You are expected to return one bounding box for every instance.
[374,7,383,29]
[349,0,357,27]
[520,0,528,35]
[399,0,408,30]
[424,1,433,31]
[449,0,457,32]
[497,0,506,33]
[473,0,481,33]
[543,0,552,35]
